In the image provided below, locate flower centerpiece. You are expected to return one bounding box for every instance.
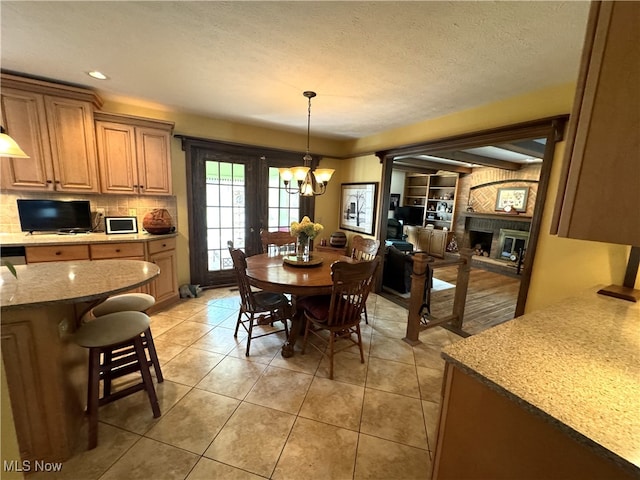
[290,216,323,261]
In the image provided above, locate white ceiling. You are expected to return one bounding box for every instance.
[1,1,590,140]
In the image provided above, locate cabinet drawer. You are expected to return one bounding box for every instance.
[25,245,90,263]
[90,242,144,259]
[147,237,176,255]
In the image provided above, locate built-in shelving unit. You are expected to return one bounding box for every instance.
[404,173,459,231]
[403,174,428,207]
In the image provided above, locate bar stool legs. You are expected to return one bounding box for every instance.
[143,327,163,383]
[91,293,163,385]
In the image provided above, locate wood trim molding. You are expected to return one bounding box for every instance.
[1,71,103,109]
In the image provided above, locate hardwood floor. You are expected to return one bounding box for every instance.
[379,264,521,336]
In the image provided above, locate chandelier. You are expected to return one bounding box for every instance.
[279,91,334,196]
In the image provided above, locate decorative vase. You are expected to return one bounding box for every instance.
[329,231,347,248]
[296,234,310,262]
[143,208,173,234]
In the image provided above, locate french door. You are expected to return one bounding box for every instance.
[181,138,314,287]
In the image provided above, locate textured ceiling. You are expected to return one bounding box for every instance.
[1,1,590,140]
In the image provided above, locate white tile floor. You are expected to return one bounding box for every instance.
[28,288,462,480]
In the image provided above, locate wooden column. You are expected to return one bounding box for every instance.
[451,248,472,329]
[404,253,430,345]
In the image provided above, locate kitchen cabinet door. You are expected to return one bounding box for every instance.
[552,1,640,245]
[149,249,178,306]
[1,88,55,190]
[136,126,172,195]
[96,120,139,194]
[44,95,100,193]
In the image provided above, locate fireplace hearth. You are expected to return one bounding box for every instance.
[469,230,493,257]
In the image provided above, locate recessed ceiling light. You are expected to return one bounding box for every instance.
[87,71,108,80]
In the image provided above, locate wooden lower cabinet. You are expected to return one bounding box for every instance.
[433,364,634,480]
[404,226,447,258]
[147,237,178,308]
[89,242,144,260]
[1,304,87,462]
[24,237,179,310]
[25,244,90,263]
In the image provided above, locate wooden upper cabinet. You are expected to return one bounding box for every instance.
[552,1,640,246]
[0,73,102,193]
[43,95,100,192]
[95,112,174,195]
[135,126,172,195]
[95,120,138,194]
[0,88,54,190]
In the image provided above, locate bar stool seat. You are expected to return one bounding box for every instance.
[74,311,161,449]
[90,293,163,386]
[92,293,156,317]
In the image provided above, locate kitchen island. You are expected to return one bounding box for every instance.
[1,260,160,463]
[0,231,178,311]
[433,288,639,479]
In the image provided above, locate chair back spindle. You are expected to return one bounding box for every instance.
[260,230,296,255]
[351,235,381,261]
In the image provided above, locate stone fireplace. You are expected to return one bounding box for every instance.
[463,213,531,264]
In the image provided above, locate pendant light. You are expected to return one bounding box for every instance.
[279,91,334,196]
[0,127,29,158]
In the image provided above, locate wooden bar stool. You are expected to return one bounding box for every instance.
[91,293,163,391]
[74,311,161,449]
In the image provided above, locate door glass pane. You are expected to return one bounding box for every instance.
[267,166,300,231]
[206,161,245,271]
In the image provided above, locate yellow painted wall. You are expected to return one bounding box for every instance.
[345,83,577,155]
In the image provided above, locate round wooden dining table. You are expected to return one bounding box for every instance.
[245,250,353,357]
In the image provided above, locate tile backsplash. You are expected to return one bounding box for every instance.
[0,191,177,234]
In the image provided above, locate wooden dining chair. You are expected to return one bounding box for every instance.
[260,229,296,255]
[350,235,381,324]
[228,242,292,356]
[299,257,381,379]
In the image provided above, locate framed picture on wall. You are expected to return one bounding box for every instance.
[495,187,529,212]
[389,193,400,211]
[340,182,378,235]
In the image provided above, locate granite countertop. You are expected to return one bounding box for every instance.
[442,289,639,474]
[1,260,160,310]
[0,231,177,247]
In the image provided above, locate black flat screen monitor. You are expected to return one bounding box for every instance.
[17,199,92,233]
[395,206,424,226]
